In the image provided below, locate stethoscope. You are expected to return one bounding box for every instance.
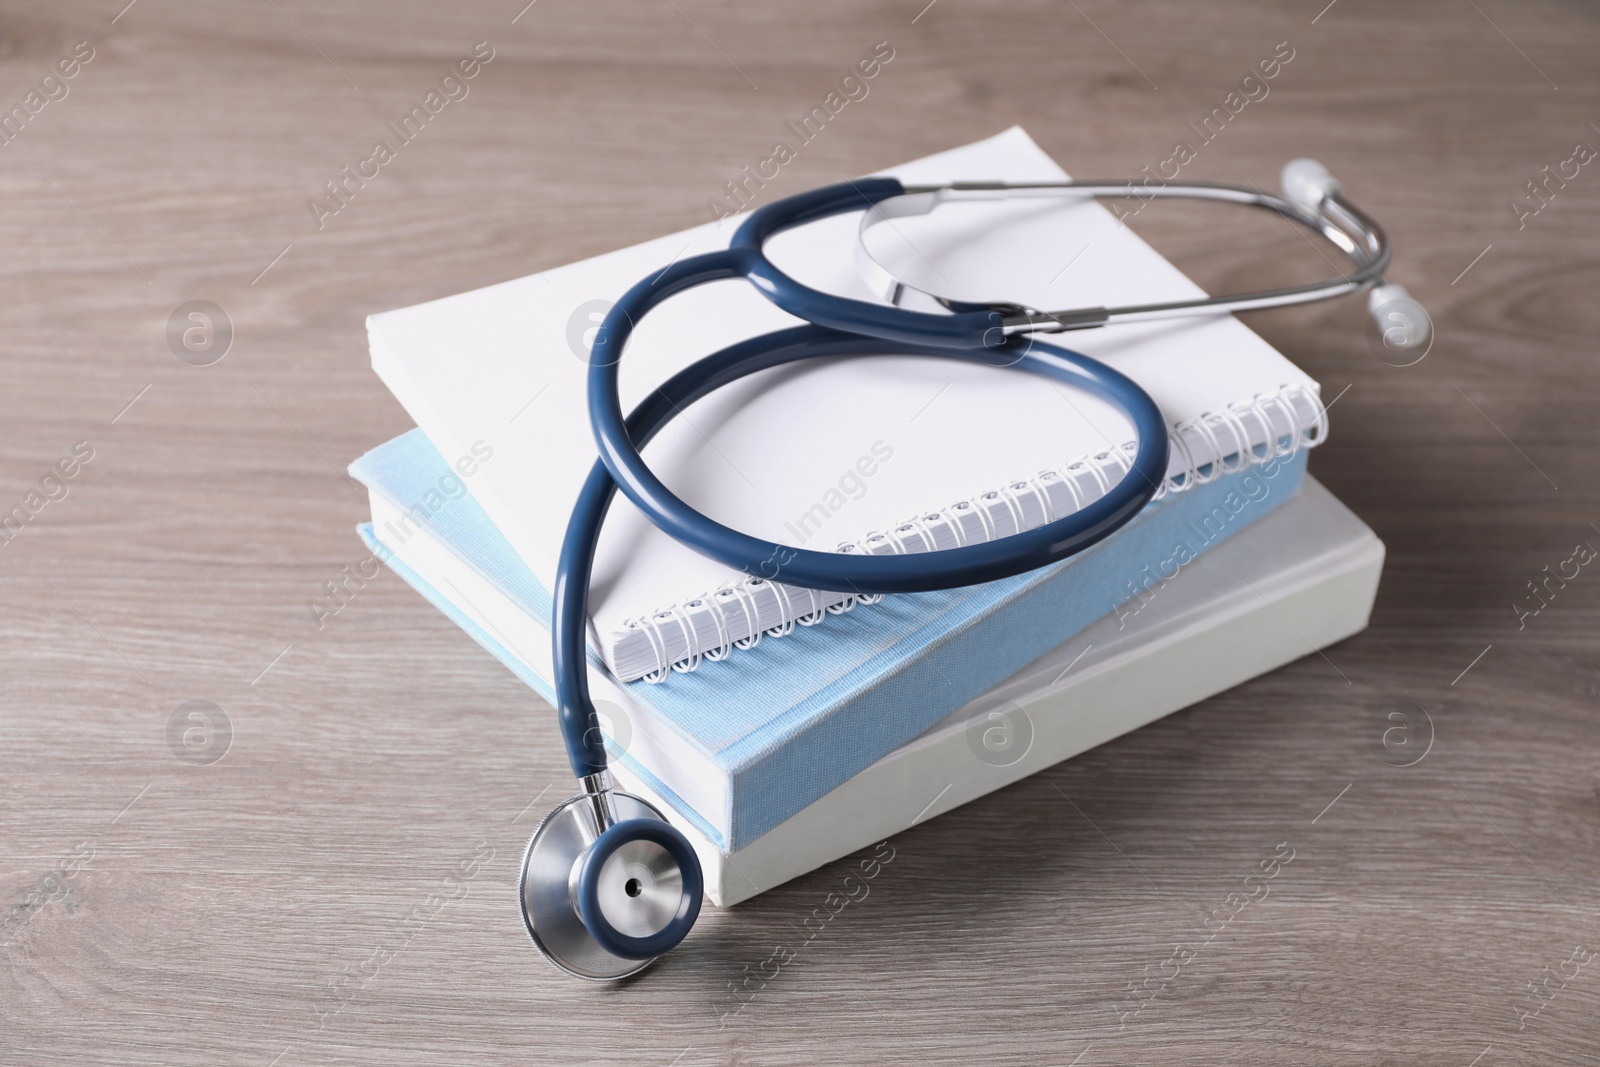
[519,158,1427,980]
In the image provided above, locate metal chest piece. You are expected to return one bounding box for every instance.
[518,786,683,981]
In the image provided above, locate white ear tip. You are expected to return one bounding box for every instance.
[1281,158,1341,210]
[1368,283,1431,349]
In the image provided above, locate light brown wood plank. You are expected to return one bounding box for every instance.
[2,0,1598,1063]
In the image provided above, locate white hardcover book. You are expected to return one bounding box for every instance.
[366,126,1325,683]
[631,477,1383,905]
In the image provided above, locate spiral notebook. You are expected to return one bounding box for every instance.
[366,127,1327,684]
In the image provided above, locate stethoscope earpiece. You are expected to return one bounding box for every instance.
[1366,282,1432,353]
[1280,157,1342,211]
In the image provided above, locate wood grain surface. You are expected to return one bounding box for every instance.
[2,1,1597,1063]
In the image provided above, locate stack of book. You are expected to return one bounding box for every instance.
[351,128,1383,905]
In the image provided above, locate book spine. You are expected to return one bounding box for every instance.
[610,382,1326,683]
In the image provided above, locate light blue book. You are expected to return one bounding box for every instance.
[352,430,1308,850]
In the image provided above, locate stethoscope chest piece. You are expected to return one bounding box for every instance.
[519,788,702,981]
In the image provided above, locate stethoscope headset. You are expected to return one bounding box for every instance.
[518,158,1427,979]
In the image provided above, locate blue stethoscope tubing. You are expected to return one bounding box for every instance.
[541,177,1168,966]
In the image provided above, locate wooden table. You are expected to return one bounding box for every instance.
[3,1,1596,1062]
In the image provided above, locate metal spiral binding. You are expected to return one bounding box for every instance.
[726,582,764,651]
[763,580,796,638]
[616,382,1327,682]
[665,603,701,675]
[629,614,672,684]
[695,593,733,663]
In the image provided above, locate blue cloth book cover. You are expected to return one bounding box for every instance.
[352,430,1307,850]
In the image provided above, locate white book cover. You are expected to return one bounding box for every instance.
[367,127,1323,682]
